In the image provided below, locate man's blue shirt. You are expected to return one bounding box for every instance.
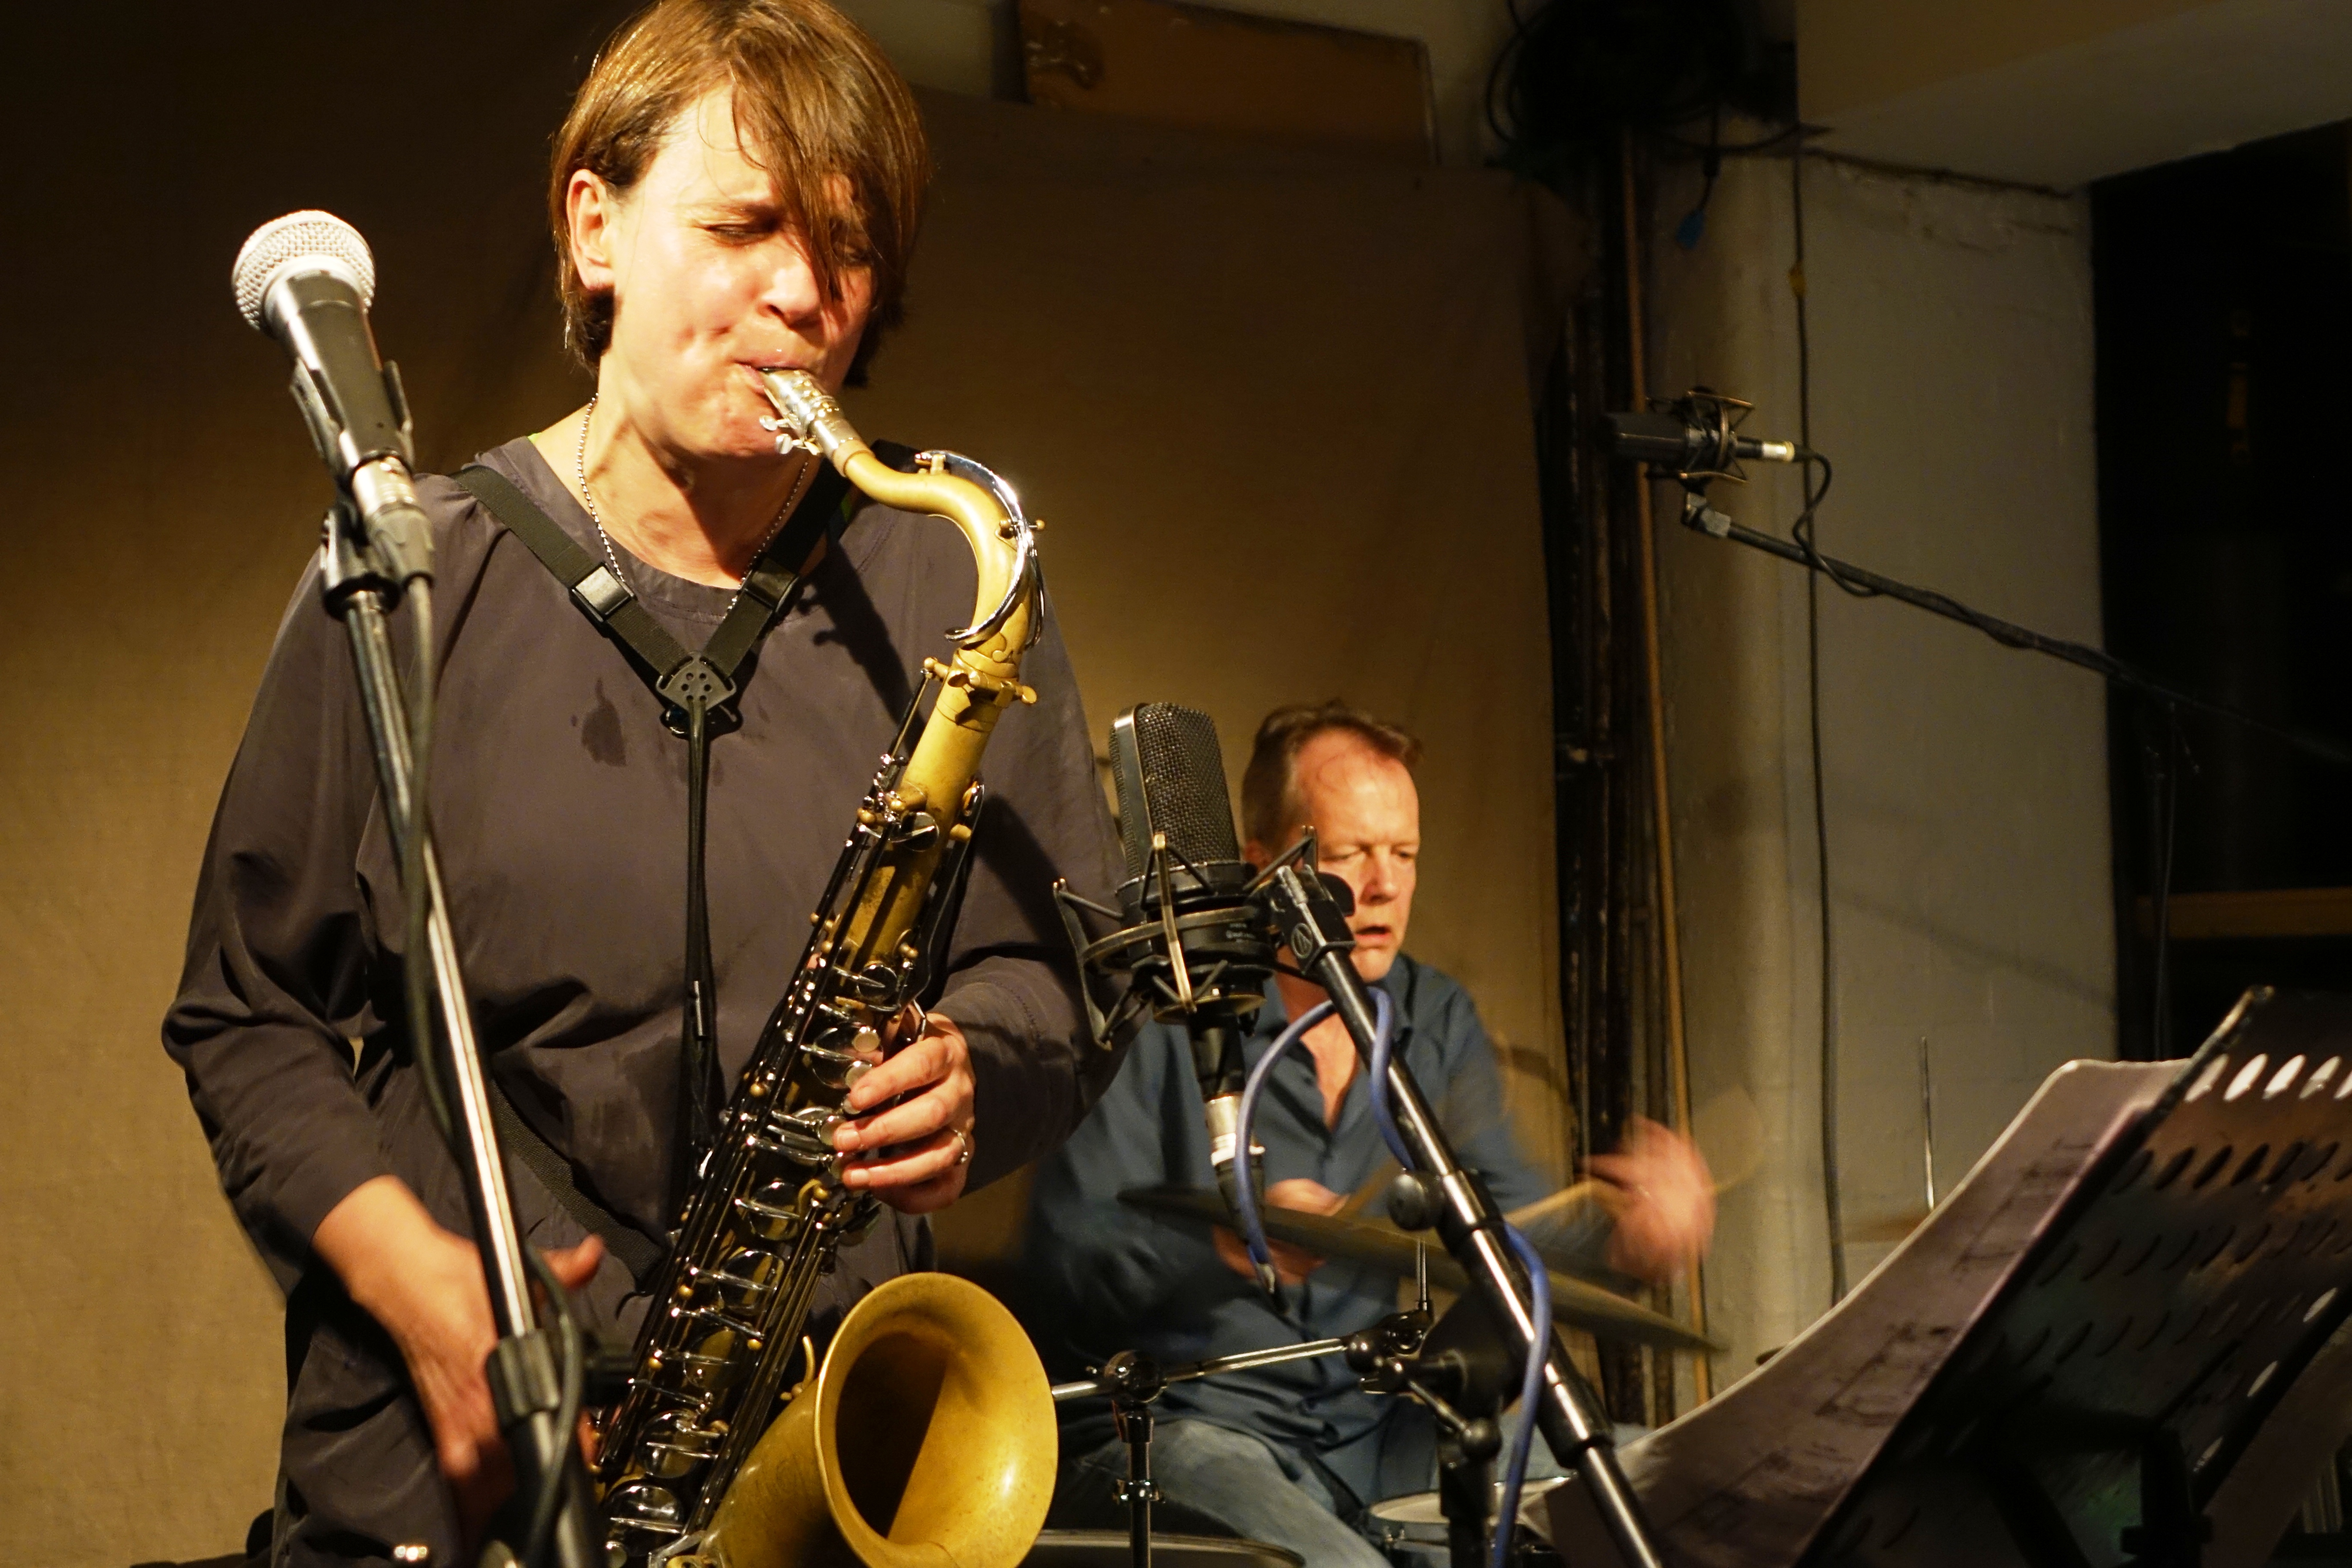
[1020,952,1605,1460]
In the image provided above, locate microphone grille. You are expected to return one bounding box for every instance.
[1111,704,1242,880]
[233,210,376,328]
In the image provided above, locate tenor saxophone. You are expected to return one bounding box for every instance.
[594,371,1055,1568]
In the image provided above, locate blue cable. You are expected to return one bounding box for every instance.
[1231,999,1334,1276]
[1361,986,1407,1166]
[1233,988,1400,1274]
[1493,1224,1551,1568]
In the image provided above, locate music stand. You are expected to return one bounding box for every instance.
[1548,988,2352,1568]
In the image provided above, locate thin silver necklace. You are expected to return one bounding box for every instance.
[574,393,806,616]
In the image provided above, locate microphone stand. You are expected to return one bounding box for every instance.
[1253,853,1667,1568]
[316,505,599,1568]
[1664,484,2352,770]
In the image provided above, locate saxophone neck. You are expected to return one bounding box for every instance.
[755,368,1042,658]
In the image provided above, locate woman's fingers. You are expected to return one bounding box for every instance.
[845,1025,957,1114]
[843,1125,967,1190]
[854,1127,975,1213]
[835,1075,965,1155]
[837,1019,974,1154]
[546,1234,606,1292]
[824,1012,975,1210]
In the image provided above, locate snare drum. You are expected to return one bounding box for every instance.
[1368,1476,1569,1544]
[1022,1530,1304,1567]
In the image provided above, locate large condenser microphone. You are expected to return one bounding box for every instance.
[1104,704,1281,1292]
[232,211,432,583]
[1606,389,1802,475]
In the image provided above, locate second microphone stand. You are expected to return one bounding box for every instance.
[1250,849,1667,1568]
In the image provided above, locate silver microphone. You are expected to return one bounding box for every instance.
[232,211,430,582]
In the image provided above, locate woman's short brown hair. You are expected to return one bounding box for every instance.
[1240,700,1423,851]
[549,0,931,370]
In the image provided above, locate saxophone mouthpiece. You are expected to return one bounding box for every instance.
[756,368,860,462]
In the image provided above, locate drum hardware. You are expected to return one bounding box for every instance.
[1052,1336,1361,1568]
[1369,1477,1570,1537]
[1351,1289,1528,1568]
[1022,1533,1302,1567]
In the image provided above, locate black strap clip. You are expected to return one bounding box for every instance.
[658,655,739,737]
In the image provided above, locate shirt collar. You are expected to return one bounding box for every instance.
[1254,952,1410,1033]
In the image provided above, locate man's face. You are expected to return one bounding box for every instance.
[574,87,873,459]
[1260,731,1421,984]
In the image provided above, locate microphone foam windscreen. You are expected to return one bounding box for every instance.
[233,210,377,328]
[1111,704,1242,880]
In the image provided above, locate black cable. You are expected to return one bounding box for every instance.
[1648,120,1804,156]
[1485,0,1795,182]
[1792,138,1848,1305]
[401,582,456,1149]
[1673,103,1724,249]
[519,1244,587,1568]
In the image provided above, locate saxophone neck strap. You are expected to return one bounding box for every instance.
[450,458,851,733]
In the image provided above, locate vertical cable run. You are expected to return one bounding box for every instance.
[1792,138,1848,1305]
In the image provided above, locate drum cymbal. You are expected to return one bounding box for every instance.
[1118,1185,1718,1353]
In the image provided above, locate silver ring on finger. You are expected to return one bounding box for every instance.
[949,1127,973,1167]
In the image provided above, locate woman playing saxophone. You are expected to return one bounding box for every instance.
[163,3,1121,1562]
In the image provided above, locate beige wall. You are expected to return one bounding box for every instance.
[868,94,1584,1181]
[1644,144,2113,1377]
[1798,0,2211,119]
[1799,0,2352,188]
[1,34,1578,1562]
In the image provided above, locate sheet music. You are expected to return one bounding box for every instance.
[1549,1059,2178,1568]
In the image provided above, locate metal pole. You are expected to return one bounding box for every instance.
[1115,1400,1153,1568]
[1052,1338,1352,1402]
[339,591,537,1334]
